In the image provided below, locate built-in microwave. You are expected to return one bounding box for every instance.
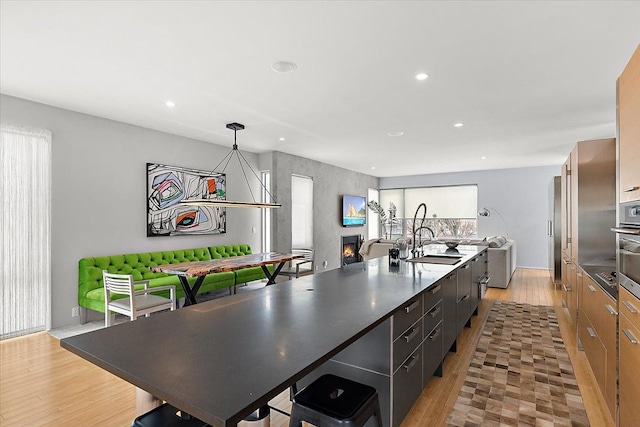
[613,202,640,299]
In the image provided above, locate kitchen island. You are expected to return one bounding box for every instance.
[61,244,487,427]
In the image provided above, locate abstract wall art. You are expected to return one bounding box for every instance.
[147,163,226,236]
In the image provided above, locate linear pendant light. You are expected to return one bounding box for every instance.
[181,123,281,209]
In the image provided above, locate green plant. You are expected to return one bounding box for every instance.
[367,201,387,221]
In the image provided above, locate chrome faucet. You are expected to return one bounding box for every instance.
[412,203,435,257]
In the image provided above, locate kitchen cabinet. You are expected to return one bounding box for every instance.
[618,44,640,203]
[578,271,616,419]
[442,271,458,353]
[456,262,472,335]
[559,138,616,332]
[562,258,578,330]
[561,154,573,260]
[619,286,640,427]
[471,250,487,315]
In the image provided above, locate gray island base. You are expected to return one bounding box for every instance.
[61,244,487,427]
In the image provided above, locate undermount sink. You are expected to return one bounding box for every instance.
[422,253,463,259]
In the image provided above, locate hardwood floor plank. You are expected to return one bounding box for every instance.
[0,268,613,427]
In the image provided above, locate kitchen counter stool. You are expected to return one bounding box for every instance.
[133,403,209,427]
[289,374,383,427]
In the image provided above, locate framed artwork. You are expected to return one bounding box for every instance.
[147,163,226,236]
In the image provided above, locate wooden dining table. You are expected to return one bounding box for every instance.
[149,252,304,306]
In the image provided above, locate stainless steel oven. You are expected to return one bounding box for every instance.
[613,202,640,299]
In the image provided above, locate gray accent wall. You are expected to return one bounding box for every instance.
[267,151,378,272]
[1,94,262,328]
[380,165,560,269]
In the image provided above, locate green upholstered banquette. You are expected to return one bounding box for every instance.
[79,244,270,314]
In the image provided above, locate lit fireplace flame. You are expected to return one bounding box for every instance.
[343,245,355,258]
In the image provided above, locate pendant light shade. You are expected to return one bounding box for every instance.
[182,123,280,209]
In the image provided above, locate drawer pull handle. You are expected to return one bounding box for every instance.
[623,186,640,192]
[623,328,638,344]
[428,305,442,318]
[586,327,596,338]
[478,276,490,285]
[403,353,420,372]
[404,327,419,343]
[562,259,570,265]
[622,300,639,313]
[604,305,617,315]
[430,284,442,294]
[587,285,596,292]
[461,264,469,269]
[562,284,570,292]
[405,300,419,314]
[429,327,441,341]
[458,294,470,302]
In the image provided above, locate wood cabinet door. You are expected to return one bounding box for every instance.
[561,156,572,258]
[619,44,640,203]
[619,313,640,427]
[570,145,579,263]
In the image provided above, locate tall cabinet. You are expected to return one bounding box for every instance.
[561,139,616,327]
[617,43,640,427]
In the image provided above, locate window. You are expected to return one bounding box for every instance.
[291,175,313,249]
[379,185,478,239]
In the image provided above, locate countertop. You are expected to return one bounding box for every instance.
[61,244,484,427]
[580,262,618,300]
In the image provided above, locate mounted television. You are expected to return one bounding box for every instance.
[342,195,367,227]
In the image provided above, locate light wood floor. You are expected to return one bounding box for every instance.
[0,269,613,427]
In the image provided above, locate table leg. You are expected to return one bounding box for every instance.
[177,276,205,307]
[262,262,285,286]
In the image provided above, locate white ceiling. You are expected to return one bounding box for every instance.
[1,1,639,178]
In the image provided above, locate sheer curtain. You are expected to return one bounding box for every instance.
[1,124,52,339]
[291,174,313,249]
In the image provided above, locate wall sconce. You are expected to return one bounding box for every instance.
[478,206,509,237]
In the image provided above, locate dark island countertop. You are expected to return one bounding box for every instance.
[61,244,484,427]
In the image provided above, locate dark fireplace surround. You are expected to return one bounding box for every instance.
[341,235,362,266]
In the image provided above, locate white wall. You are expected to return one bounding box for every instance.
[1,94,262,328]
[380,165,560,268]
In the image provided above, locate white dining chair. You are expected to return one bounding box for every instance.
[103,271,176,327]
[280,248,315,279]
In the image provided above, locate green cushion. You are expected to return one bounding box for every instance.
[79,245,255,313]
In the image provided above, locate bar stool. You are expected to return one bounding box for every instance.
[289,374,383,427]
[132,403,209,427]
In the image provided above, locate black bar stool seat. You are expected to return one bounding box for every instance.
[132,403,209,427]
[290,374,383,427]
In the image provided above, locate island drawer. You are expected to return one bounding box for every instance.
[422,320,444,386]
[393,318,423,372]
[423,281,443,313]
[392,346,422,427]
[423,299,443,337]
[393,295,423,340]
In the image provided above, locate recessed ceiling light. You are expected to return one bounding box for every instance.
[371,166,376,170]
[279,137,286,141]
[415,73,429,81]
[454,122,464,127]
[388,131,404,137]
[165,101,176,108]
[481,156,487,160]
[271,61,297,73]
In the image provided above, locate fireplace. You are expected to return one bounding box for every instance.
[341,235,362,266]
